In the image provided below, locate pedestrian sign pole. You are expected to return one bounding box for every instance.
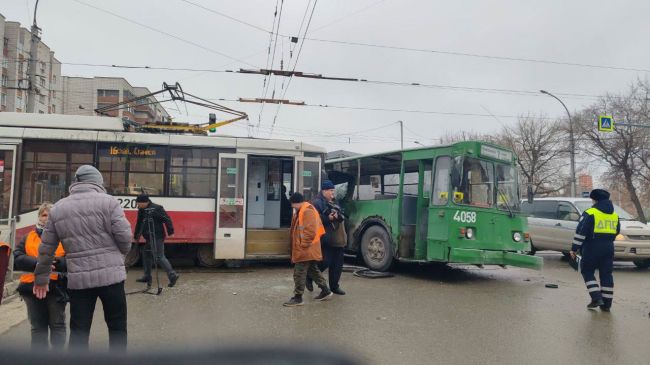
[598,115,614,132]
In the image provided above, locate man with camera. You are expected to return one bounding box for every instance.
[133,194,179,288]
[307,180,347,295]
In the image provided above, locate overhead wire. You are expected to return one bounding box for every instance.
[258,0,285,131]
[270,0,319,136]
[69,0,259,68]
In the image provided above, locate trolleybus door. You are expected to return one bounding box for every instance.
[294,157,321,201]
[0,145,17,238]
[214,153,248,259]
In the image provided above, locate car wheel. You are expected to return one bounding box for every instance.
[633,259,650,269]
[360,226,394,272]
[527,241,537,256]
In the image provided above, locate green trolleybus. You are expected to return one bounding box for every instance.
[325,141,543,271]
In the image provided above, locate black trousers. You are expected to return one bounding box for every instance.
[21,292,66,350]
[68,281,127,352]
[317,245,345,290]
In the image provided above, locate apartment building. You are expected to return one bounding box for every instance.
[0,14,63,114]
[62,76,170,124]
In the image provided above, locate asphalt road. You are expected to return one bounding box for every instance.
[2,253,650,364]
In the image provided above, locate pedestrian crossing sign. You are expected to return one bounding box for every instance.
[598,115,614,132]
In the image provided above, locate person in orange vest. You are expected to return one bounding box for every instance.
[14,202,67,349]
[284,193,332,307]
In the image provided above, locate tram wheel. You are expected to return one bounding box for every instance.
[196,245,225,268]
[124,244,141,267]
[360,226,394,272]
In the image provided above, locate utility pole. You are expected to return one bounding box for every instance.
[398,120,403,150]
[26,0,41,113]
[540,90,577,197]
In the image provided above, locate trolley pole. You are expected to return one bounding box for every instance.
[26,0,41,113]
[398,120,404,150]
[541,90,577,197]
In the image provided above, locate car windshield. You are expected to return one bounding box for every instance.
[574,201,635,220]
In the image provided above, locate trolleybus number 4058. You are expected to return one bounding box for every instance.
[453,211,477,224]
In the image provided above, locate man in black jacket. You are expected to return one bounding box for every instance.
[134,194,179,287]
[307,180,347,295]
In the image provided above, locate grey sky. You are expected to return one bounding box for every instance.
[2,0,649,154]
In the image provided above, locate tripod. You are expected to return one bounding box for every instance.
[127,207,163,296]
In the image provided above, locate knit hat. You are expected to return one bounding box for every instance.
[135,194,151,203]
[289,192,305,204]
[74,165,104,185]
[321,180,335,190]
[589,189,610,201]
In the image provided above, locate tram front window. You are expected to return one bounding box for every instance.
[496,163,520,211]
[451,157,494,208]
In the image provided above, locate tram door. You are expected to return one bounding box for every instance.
[294,157,321,201]
[214,154,248,259]
[0,145,16,243]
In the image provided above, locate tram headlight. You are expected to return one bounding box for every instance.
[465,228,475,239]
[513,232,522,242]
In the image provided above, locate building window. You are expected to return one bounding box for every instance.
[19,141,94,213]
[40,78,45,87]
[1,75,7,87]
[39,94,45,104]
[52,75,56,84]
[2,37,8,50]
[0,93,6,107]
[1,59,8,68]
[51,104,56,113]
[97,89,119,97]
[40,62,46,74]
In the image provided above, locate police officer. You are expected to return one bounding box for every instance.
[570,189,619,312]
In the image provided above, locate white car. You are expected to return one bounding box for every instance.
[521,197,650,268]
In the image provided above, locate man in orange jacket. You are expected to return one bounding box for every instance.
[284,193,332,307]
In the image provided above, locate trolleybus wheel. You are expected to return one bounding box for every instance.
[124,244,141,267]
[360,226,394,272]
[633,259,650,269]
[196,244,225,268]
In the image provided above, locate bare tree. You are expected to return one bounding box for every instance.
[575,79,650,223]
[498,113,569,196]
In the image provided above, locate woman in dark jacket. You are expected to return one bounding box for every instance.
[14,202,67,349]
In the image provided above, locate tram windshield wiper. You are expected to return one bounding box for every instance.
[497,186,514,218]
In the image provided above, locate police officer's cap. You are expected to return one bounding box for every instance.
[589,189,610,201]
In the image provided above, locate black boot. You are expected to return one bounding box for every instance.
[136,276,152,285]
[331,287,346,295]
[587,299,605,309]
[283,295,304,307]
[314,289,333,301]
[168,273,180,288]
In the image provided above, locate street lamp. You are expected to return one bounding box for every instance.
[540,89,577,197]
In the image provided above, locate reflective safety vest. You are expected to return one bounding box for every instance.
[297,203,326,244]
[19,231,65,284]
[585,208,619,235]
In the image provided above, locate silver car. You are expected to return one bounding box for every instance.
[521,198,650,268]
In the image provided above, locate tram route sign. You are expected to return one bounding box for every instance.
[598,115,614,132]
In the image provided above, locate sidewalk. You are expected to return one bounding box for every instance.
[0,280,26,336]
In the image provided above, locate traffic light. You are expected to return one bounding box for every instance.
[209,113,217,133]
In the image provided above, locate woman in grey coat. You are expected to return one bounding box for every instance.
[33,165,133,351]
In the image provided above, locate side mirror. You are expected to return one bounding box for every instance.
[527,186,534,204]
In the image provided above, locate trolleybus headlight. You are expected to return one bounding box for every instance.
[615,234,626,241]
[465,228,475,239]
[513,232,522,242]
